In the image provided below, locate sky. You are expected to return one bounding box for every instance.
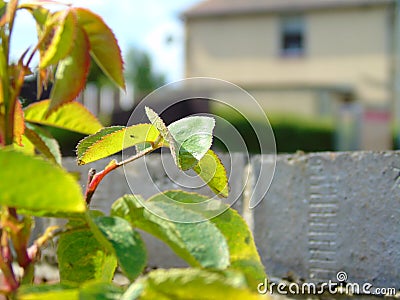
[11,0,202,82]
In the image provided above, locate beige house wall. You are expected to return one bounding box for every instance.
[185,5,392,107]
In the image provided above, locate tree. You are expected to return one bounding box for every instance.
[124,47,166,99]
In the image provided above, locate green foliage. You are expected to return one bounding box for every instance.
[124,47,165,97]
[0,148,86,216]
[58,228,117,284]
[213,107,334,153]
[91,216,147,281]
[122,269,266,300]
[111,194,230,269]
[0,1,268,299]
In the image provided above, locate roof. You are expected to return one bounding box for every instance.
[183,0,394,18]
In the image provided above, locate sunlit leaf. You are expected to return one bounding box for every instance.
[24,100,102,134]
[0,148,86,216]
[58,228,117,284]
[39,9,77,68]
[24,122,61,164]
[92,216,147,281]
[13,99,24,146]
[76,124,160,165]
[18,284,78,300]
[74,8,125,89]
[122,269,266,300]
[193,150,229,197]
[111,194,230,269]
[48,25,90,115]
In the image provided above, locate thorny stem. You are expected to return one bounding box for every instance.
[0,231,18,293]
[85,145,160,205]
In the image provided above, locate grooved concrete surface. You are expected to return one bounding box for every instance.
[37,151,399,288]
[252,151,400,289]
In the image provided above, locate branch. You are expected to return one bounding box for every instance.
[84,146,158,205]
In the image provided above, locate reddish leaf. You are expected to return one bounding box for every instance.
[39,9,77,68]
[47,25,90,116]
[74,8,125,89]
[14,100,24,146]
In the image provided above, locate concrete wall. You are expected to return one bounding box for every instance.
[40,151,400,289]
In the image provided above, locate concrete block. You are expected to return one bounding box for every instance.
[253,151,400,289]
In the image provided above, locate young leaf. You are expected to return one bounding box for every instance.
[39,9,77,68]
[168,116,215,170]
[193,149,229,197]
[74,8,125,89]
[0,148,86,216]
[122,268,265,300]
[24,100,102,134]
[57,228,117,284]
[76,124,160,165]
[91,216,147,281]
[111,194,230,269]
[145,106,177,163]
[145,107,215,170]
[48,25,90,116]
[159,191,266,287]
[24,122,61,164]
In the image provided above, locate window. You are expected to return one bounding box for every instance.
[280,15,305,57]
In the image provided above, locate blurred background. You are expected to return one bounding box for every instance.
[14,0,400,154]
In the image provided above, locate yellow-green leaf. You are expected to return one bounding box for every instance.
[48,25,90,115]
[18,284,78,300]
[74,8,125,89]
[193,150,229,197]
[39,9,77,68]
[24,100,102,134]
[76,124,160,165]
[123,269,266,300]
[0,148,86,216]
[24,122,61,164]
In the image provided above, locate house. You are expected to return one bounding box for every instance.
[182,0,398,150]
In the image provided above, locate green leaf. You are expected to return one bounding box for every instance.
[111,194,229,269]
[122,269,265,300]
[24,100,102,134]
[79,281,124,300]
[17,284,79,300]
[0,148,86,216]
[145,107,215,170]
[24,122,61,164]
[76,124,160,165]
[18,282,123,300]
[92,216,147,281]
[39,9,77,68]
[48,25,90,115]
[159,191,266,287]
[193,150,229,197]
[74,8,125,89]
[57,228,117,284]
[168,116,215,170]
